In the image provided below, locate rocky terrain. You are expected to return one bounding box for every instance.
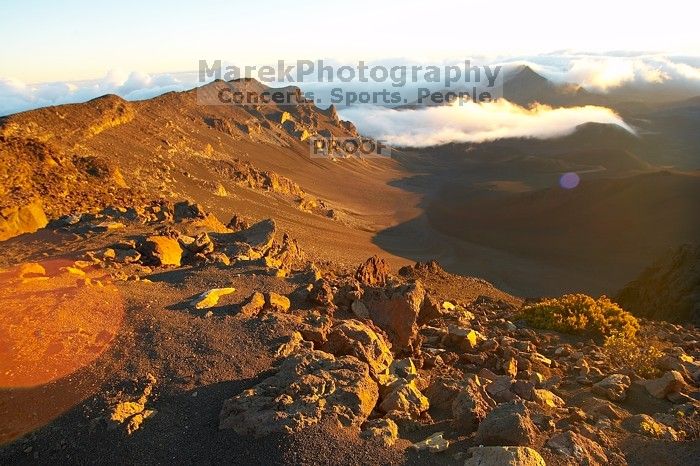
[0,80,699,465]
[0,200,698,465]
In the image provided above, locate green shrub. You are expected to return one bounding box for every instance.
[603,332,667,378]
[520,293,639,338]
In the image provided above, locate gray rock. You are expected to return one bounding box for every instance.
[475,401,539,446]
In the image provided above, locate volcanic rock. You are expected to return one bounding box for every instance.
[355,255,390,286]
[0,199,48,241]
[219,350,378,436]
[592,374,630,401]
[546,431,607,466]
[465,446,546,466]
[643,370,687,399]
[475,402,539,446]
[411,432,449,453]
[265,292,291,312]
[141,235,183,266]
[486,375,516,403]
[237,219,276,254]
[365,281,425,352]
[379,379,430,418]
[360,418,398,447]
[323,320,393,380]
[452,374,496,433]
[531,389,565,409]
[192,287,236,309]
[622,414,678,440]
[239,291,266,317]
[308,279,334,306]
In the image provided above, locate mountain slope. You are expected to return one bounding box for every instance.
[0,80,421,266]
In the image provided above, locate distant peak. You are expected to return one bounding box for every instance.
[511,65,548,83]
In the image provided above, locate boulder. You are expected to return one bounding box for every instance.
[411,432,449,453]
[114,248,141,264]
[418,293,442,324]
[298,312,332,344]
[475,402,539,446]
[355,255,390,286]
[424,374,466,412]
[226,214,249,232]
[503,357,518,378]
[387,358,418,382]
[465,446,546,466]
[622,414,678,440]
[365,281,425,352]
[183,232,214,254]
[237,219,276,254]
[443,325,482,351]
[452,374,496,433]
[173,201,206,221]
[531,389,565,409]
[361,418,398,447]
[275,331,309,358]
[643,370,687,399]
[547,431,607,466]
[239,292,266,317]
[192,287,236,309]
[219,350,378,436]
[264,233,305,272]
[486,375,515,403]
[141,235,183,266]
[265,292,291,312]
[592,374,630,401]
[0,199,48,241]
[308,279,334,306]
[323,320,393,380]
[379,379,429,418]
[512,380,535,400]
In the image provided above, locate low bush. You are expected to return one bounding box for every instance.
[520,293,639,338]
[603,331,667,379]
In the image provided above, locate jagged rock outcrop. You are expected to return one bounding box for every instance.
[323,320,393,380]
[364,281,425,352]
[219,349,378,436]
[355,255,390,286]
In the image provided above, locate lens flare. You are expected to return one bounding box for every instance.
[559,172,580,189]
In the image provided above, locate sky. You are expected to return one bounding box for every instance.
[1,0,699,144]
[1,0,699,83]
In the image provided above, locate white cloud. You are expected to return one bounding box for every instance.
[2,52,700,116]
[497,53,700,92]
[0,70,199,116]
[340,100,634,147]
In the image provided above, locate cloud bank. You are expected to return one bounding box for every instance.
[0,70,200,116]
[501,53,700,92]
[340,100,634,147]
[2,53,700,117]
